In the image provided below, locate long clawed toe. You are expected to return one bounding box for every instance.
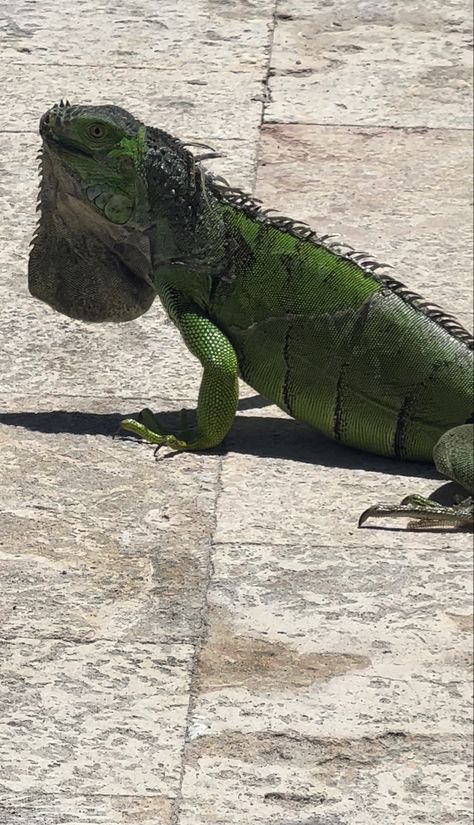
[359,494,473,530]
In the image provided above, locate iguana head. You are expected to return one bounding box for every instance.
[30,101,222,322]
[39,101,147,226]
[29,101,159,322]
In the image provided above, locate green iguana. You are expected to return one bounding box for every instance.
[28,102,474,529]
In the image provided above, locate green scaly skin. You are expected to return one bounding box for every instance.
[29,102,474,530]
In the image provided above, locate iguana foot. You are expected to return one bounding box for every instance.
[359,494,474,530]
[120,407,191,451]
[120,407,219,452]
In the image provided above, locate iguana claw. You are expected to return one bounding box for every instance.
[359,494,474,530]
[120,408,190,451]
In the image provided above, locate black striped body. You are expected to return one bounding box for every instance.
[208,208,473,460]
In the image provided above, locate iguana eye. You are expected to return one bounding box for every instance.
[88,123,106,139]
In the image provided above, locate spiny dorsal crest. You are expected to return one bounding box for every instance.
[208,178,473,350]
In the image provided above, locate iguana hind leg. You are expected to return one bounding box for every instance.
[359,424,474,530]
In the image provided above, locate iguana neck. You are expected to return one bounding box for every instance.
[143,140,227,278]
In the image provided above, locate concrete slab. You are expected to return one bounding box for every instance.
[0,638,192,796]
[0,277,204,401]
[277,0,471,20]
[0,396,218,644]
[177,540,472,822]
[267,0,473,127]
[0,0,274,70]
[0,795,173,825]
[0,65,265,139]
[201,545,472,718]
[215,404,473,550]
[180,732,472,824]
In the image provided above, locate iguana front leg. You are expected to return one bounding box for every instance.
[121,294,239,451]
[359,424,474,529]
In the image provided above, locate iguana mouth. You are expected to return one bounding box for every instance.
[44,133,93,160]
[40,109,93,159]
[56,140,93,159]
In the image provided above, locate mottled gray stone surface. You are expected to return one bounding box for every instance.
[216,407,472,553]
[196,546,472,736]
[179,732,472,824]
[0,0,472,823]
[0,795,173,825]
[179,538,472,822]
[267,0,473,128]
[0,638,191,795]
[0,396,219,644]
[0,0,274,70]
[0,65,266,140]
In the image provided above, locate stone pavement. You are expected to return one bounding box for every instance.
[0,1,472,823]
